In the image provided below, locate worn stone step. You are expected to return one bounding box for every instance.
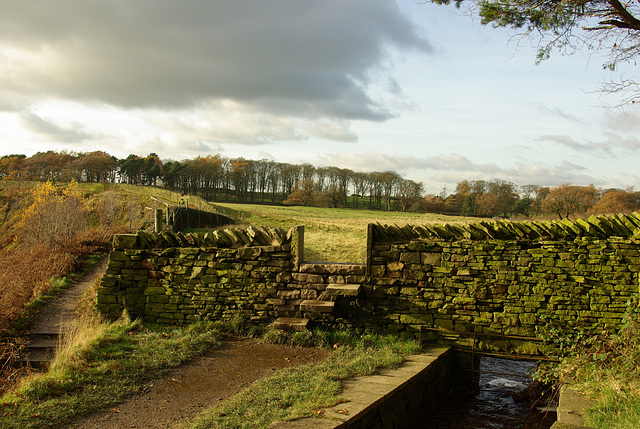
[14,333,60,368]
[25,338,58,349]
[326,283,361,297]
[15,347,56,368]
[273,317,309,332]
[300,300,335,313]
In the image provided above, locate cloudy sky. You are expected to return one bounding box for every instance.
[1,0,639,194]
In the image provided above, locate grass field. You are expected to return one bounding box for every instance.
[214,203,479,263]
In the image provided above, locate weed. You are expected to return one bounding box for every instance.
[534,294,640,428]
[262,328,290,345]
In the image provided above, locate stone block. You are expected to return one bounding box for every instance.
[292,273,324,283]
[113,234,138,249]
[387,261,405,271]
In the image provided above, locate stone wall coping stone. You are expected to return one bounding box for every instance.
[112,226,292,250]
[371,212,640,243]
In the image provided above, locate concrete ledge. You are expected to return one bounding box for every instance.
[269,346,452,429]
[551,384,597,429]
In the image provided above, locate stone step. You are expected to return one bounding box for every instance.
[300,300,335,313]
[16,348,56,368]
[14,333,60,368]
[326,283,361,297]
[273,317,309,332]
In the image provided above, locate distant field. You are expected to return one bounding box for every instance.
[214,203,480,263]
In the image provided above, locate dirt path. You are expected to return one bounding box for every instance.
[30,256,330,428]
[70,338,329,428]
[30,257,109,336]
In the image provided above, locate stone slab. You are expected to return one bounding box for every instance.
[273,317,309,332]
[326,284,361,297]
[300,300,335,313]
[556,384,597,428]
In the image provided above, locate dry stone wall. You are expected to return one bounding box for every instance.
[97,214,640,356]
[97,226,296,323]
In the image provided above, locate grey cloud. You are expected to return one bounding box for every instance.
[21,112,97,143]
[540,133,640,154]
[533,103,584,125]
[2,1,432,120]
[604,109,640,131]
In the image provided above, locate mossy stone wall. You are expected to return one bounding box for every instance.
[350,236,639,355]
[97,214,640,356]
[96,227,295,324]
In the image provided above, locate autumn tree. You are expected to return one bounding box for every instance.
[0,154,25,180]
[283,179,317,206]
[74,151,118,182]
[542,183,599,219]
[591,189,639,213]
[23,151,76,181]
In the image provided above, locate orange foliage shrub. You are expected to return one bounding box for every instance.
[20,181,86,250]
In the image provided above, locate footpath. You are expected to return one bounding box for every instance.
[18,257,108,367]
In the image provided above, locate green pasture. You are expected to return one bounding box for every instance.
[214,203,479,263]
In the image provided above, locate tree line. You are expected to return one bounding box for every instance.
[2,151,639,218]
[424,180,640,219]
[0,151,423,211]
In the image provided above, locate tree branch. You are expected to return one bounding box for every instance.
[606,0,640,30]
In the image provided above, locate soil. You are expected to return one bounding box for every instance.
[29,257,331,429]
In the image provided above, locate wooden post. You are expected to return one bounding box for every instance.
[366,223,374,276]
[155,208,163,233]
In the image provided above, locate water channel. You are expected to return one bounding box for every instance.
[414,356,557,429]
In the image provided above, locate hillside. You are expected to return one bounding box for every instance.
[0,182,207,331]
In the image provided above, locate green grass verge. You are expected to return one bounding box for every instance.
[0,318,222,428]
[585,388,640,429]
[188,329,422,429]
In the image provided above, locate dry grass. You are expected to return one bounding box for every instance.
[0,246,79,329]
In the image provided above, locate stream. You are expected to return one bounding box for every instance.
[413,356,556,429]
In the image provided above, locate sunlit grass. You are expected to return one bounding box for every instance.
[188,329,421,429]
[214,203,479,263]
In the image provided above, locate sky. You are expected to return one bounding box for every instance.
[1,0,639,195]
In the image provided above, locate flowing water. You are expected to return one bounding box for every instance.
[414,356,556,429]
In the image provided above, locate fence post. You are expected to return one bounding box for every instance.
[366,223,374,276]
[291,225,304,271]
[155,208,163,233]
